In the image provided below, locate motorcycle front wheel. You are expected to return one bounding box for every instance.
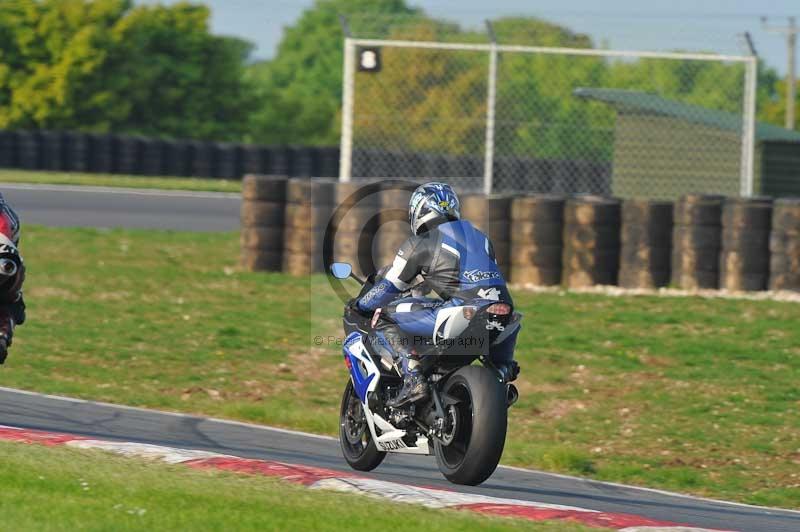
[434,365,507,485]
[339,379,386,471]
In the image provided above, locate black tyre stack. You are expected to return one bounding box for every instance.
[266,146,292,176]
[0,131,17,168]
[63,132,88,172]
[282,178,335,276]
[619,200,673,288]
[671,195,724,289]
[141,138,166,177]
[509,195,565,286]
[190,141,215,178]
[241,145,267,175]
[163,140,192,177]
[330,182,382,278]
[719,198,773,291]
[114,135,143,175]
[291,146,316,178]
[40,131,64,171]
[240,175,287,272]
[375,185,412,267]
[88,133,114,173]
[562,196,621,288]
[215,142,241,179]
[769,198,800,291]
[16,131,41,169]
[317,147,340,178]
[460,194,513,277]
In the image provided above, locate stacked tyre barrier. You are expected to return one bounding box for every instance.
[619,199,673,288]
[562,196,621,288]
[1,128,614,189]
[282,178,335,276]
[0,131,17,167]
[769,198,800,291]
[114,135,142,175]
[40,131,64,171]
[240,175,287,272]
[671,195,724,289]
[330,182,382,278]
[16,131,41,170]
[376,185,413,267]
[88,133,114,173]
[141,138,166,177]
[509,195,565,286]
[164,140,191,177]
[719,198,773,291]
[63,132,88,172]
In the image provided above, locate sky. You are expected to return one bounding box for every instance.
[141,0,799,74]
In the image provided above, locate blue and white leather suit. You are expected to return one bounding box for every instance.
[357,219,518,365]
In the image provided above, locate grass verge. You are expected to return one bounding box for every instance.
[0,441,588,531]
[3,226,799,509]
[0,169,241,193]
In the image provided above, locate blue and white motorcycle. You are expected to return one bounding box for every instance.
[330,262,521,486]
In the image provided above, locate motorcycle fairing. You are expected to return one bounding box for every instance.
[342,330,430,455]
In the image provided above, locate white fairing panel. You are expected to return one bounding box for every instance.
[344,334,431,456]
[433,306,471,343]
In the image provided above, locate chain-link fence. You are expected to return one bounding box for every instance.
[340,29,758,200]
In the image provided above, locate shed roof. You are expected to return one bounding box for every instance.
[574,87,800,143]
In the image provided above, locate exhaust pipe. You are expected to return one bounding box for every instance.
[506,383,519,407]
[0,258,17,277]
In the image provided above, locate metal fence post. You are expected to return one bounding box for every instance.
[740,56,758,197]
[339,38,355,182]
[483,42,498,195]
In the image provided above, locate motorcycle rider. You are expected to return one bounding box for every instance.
[0,193,25,365]
[355,182,519,407]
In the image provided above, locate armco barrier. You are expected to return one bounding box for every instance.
[238,177,800,294]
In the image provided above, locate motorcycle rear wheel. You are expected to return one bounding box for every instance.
[434,365,507,485]
[339,379,386,471]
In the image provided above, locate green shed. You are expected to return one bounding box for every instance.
[574,88,800,199]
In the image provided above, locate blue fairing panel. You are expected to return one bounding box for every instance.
[344,332,375,402]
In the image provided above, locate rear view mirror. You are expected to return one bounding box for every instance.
[330,262,353,280]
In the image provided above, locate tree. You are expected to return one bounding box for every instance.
[0,0,254,140]
[246,0,418,145]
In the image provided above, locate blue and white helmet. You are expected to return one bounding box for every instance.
[408,182,460,235]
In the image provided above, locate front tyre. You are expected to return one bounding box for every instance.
[339,379,386,471]
[434,365,507,485]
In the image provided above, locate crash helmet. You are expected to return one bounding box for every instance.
[408,182,460,235]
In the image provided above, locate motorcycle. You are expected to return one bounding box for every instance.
[329,262,521,485]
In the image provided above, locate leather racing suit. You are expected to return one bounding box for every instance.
[356,219,519,380]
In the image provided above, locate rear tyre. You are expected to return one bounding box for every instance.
[339,379,386,471]
[434,365,507,485]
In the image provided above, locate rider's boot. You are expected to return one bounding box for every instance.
[387,353,428,407]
